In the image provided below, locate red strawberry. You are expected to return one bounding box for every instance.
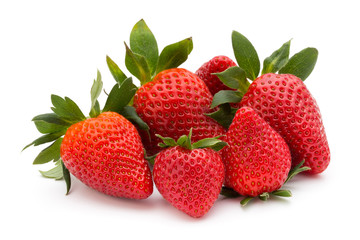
[121,20,224,156]
[222,107,291,197]
[133,68,226,156]
[61,112,153,199]
[196,55,237,95]
[240,73,330,174]
[153,130,225,218]
[26,71,153,198]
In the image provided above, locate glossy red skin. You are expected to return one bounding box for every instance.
[196,55,237,95]
[222,107,291,197]
[60,112,153,199]
[153,146,224,218]
[133,68,226,156]
[240,73,330,174]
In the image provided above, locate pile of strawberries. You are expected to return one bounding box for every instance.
[25,20,330,218]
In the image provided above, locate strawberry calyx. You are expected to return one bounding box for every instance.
[220,160,311,206]
[156,128,227,152]
[208,31,318,129]
[108,19,193,87]
[24,69,148,194]
[285,160,311,183]
[145,129,226,165]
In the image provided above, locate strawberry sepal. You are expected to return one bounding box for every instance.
[285,160,311,183]
[61,160,71,195]
[206,104,237,129]
[156,128,227,151]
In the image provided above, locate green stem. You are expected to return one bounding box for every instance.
[241,197,254,206]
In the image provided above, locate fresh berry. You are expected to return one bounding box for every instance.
[61,112,153,199]
[153,130,225,217]
[240,73,330,174]
[196,55,237,95]
[25,71,153,198]
[221,107,291,197]
[133,68,226,156]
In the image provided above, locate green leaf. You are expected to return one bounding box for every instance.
[271,189,292,197]
[125,42,151,85]
[34,120,67,134]
[285,160,311,183]
[144,153,157,165]
[220,187,242,198]
[156,128,222,151]
[130,19,159,75]
[119,106,149,131]
[259,192,270,201]
[174,128,193,150]
[206,104,237,129]
[156,134,177,148]
[262,40,291,74]
[32,113,71,126]
[176,135,189,148]
[40,159,71,195]
[213,66,250,93]
[209,141,228,152]
[33,138,63,165]
[39,160,63,180]
[211,90,243,109]
[23,130,66,151]
[51,95,86,123]
[61,160,71,195]
[103,77,137,113]
[106,55,127,84]
[181,128,193,150]
[89,70,103,117]
[156,37,193,74]
[232,31,260,80]
[89,100,101,118]
[240,197,254,206]
[279,47,318,81]
[192,137,227,151]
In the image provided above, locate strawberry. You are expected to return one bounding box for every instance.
[222,107,292,199]
[240,73,330,174]
[105,20,226,156]
[133,68,226,156]
[153,129,226,218]
[210,31,329,174]
[195,55,237,95]
[60,111,153,199]
[25,70,153,198]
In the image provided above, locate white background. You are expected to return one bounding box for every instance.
[1,0,359,239]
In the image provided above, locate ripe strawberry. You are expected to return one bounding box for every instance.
[25,71,153,198]
[119,20,225,156]
[153,130,225,218]
[196,55,237,95]
[222,107,291,197]
[133,68,226,156]
[209,33,329,174]
[240,73,330,174]
[61,112,153,199]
